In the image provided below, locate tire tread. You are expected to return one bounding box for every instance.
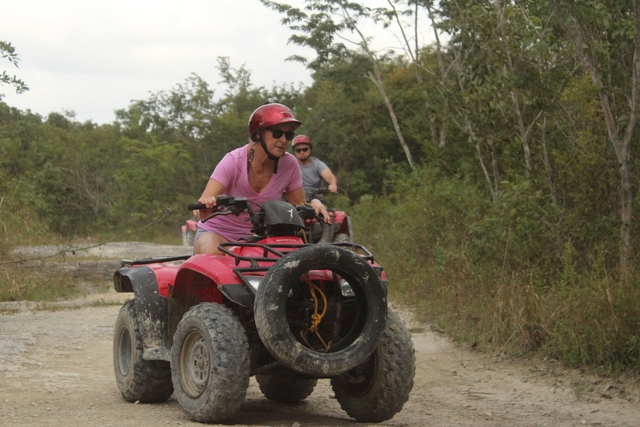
[331,308,415,422]
[171,303,250,423]
[256,372,317,403]
[113,300,173,403]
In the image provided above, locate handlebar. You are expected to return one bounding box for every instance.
[188,196,248,213]
[305,187,339,203]
[188,196,318,223]
[310,188,333,195]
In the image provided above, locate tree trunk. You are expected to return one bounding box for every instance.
[494,1,541,178]
[388,0,448,149]
[339,1,415,170]
[468,120,497,201]
[426,1,452,148]
[366,70,416,170]
[488,138,500,198]
[539,116,558,206]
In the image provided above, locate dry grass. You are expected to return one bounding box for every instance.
[0,255,111,304]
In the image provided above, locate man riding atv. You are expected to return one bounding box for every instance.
[292,134,338,203]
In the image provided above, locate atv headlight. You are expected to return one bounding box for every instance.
[245,275,294,297]
[245,276,262,292]
[339,278,355,297]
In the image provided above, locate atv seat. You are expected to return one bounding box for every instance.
[238,235,262,243]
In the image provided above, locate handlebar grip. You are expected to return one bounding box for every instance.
[187,203,207,211]
[297,203,317,219]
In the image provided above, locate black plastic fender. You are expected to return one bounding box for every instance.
[218,284,254,308]
[114,267,171,362]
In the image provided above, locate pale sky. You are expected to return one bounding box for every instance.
[1,0,431,124]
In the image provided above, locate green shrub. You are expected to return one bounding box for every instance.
[349,168,640,372]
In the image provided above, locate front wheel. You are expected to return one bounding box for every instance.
[113,300,173,403]
[171,303,250,424]
[330,308,415,423]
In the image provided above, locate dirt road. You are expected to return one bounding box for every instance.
[2,243,640,426]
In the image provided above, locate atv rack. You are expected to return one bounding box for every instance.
[120,255,191,267]
[217,241,375,268]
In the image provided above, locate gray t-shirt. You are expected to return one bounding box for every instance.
[300,156,329,192]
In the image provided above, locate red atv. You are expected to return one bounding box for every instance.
[112,196,414,424]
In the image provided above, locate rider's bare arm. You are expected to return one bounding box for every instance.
[309,199,331,223]
[320,168,338,192]
[199,179,226,206]
[197,179,226,217]
[286,187,306,206]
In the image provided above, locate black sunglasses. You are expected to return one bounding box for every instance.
[269,128,296,140]
[295,147,310,153]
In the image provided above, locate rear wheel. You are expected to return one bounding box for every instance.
[330,308,415,422]
[254,245,387,377]
[171,303,250,423]
[256,371,317,403]
[333,232,351,243]
[113,300,173,403]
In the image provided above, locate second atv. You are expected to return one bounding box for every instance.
[304,187,352,244]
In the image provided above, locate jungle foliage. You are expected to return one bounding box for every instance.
[3,1,640,372]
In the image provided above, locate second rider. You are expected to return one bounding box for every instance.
[292,134,338,202]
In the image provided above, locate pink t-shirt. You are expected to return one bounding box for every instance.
[198,144,303,241]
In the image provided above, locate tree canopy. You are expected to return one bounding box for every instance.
[0,41,28,97]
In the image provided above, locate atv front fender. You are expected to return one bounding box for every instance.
[114,266,171,362]
[171,254,250,305]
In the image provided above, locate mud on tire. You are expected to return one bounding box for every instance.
[113,300,174,403]
[256,370,318,403]
[330,308,415,423]
[254,245,387,377]
[171,303,250,424]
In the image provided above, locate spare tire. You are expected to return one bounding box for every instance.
[254,245,387,377]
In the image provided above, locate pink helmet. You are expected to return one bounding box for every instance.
[292,134,312,147]
[248,103,301,141]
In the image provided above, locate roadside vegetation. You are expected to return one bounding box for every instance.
[348,171,640,373]
[3,1,640,375]
[0,197,107,303]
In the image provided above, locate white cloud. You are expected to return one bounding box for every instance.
[1,0,431,124]
[1,0,313,123]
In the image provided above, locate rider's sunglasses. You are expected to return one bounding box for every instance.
[269,128,296,141]
[295,147,310,153]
